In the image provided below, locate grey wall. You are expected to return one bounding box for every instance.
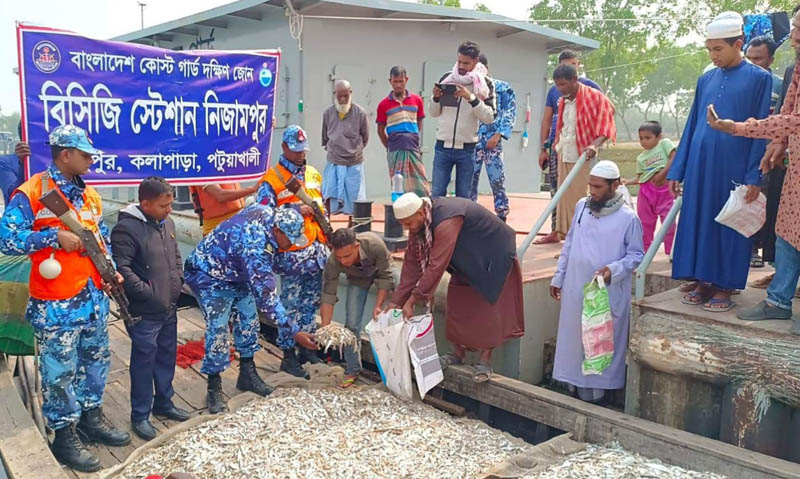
[300,17,550,200]
[109,9,553,201]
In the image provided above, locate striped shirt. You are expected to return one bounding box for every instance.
[377,91,425,152]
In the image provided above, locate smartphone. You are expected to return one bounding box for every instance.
[708,104,719,121]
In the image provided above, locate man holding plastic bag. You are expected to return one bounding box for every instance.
[387,193,525,383]
[550,161,644,404]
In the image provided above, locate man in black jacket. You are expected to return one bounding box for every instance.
[111,176,190,440]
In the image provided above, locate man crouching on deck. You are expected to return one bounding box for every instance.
[184,205,318,414]
[550,161,643,404]
[387,193,524,383]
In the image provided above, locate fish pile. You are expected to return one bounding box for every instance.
[314,323,360,354]
[113,388,528,479]
[527,442,727,479]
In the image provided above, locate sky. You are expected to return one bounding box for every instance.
[0,0,533,117]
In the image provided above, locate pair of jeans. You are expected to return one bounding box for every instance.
[343,283,369,375]
[126,313,178,422]
[766,235,800,310]
[432,143,476,198]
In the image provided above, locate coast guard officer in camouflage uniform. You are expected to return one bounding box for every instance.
[184,204,318,413]
[257,126,329,379]
[470,54,516,222]
[0,125,130,472]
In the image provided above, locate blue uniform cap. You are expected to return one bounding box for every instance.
[282,125,309,152]
[46,125,103,155]
[275,207,308,247]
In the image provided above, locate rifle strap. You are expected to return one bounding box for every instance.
[40,171,51,195]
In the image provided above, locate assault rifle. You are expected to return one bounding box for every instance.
[284,175,334,242]
[40,190,139,329]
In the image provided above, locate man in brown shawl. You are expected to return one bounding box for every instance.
[387,193,524,382]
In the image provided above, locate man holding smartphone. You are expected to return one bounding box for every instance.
[429,41,496,199]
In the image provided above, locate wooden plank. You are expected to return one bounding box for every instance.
[423,395,466,417]
[170,364,208,411]
[0,356,69,479]
[441,366,800,479]
[630,311,800,409]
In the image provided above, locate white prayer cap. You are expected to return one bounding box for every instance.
[393,192,423,220]
[590,160,621,179]
[706,11,743,40]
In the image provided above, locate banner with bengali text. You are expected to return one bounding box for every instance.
[17,25,280,186]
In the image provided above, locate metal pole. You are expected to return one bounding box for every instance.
[516,152,587,259]
[138,2,147,30]
[634,195,682,300]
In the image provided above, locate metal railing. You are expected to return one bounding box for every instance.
[517,152,587,259]
[634,195,682,300]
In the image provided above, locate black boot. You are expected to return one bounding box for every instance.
[280,348,310,379]
[206,374,228,414]
[51,425,102,472]
[76,407,131,447]
[297,346,323,365]
[236,357,274,396]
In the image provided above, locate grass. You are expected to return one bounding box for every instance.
[601,142,649,196]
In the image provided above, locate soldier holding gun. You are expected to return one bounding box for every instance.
[0,125,130,472]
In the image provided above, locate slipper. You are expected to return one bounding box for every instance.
[678,281,700,293]
[473,363,492,383]
[439,353,463,371]
[750,258,765,268]
[340,375,357,389]
[703,297,736,312]
[681,290,711,305]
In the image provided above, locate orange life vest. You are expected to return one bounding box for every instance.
[188,183,245,221]
[258,163,326,252]
[15,172,104,300]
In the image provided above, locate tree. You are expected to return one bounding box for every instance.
[0,110,21,136]
[419,0,462,7]
[475,3,491,12]
[530,0,655,139]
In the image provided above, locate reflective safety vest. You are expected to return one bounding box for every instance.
[259,163,326,252]
[188,183,245,222]
[15,172,104,300]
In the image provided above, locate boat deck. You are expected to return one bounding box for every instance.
[60,308,374,478]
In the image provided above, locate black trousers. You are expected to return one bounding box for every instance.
[755,168,787,263]
[126,313,178,421]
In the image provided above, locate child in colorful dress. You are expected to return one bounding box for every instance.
[623,121,677,254]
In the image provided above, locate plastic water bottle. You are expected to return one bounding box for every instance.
[391,172,404,202]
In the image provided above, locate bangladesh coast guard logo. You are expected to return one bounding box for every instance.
[32,40,61,73]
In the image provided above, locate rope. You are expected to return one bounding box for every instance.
[583,50,706,73]
[285,0,304,51]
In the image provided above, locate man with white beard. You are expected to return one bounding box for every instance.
[321,80,370,215]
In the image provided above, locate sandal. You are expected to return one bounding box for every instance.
[340,375,358,389]
[473,363,492,383]
[681,289,712,306]
[750,254,765,268]
[439,353,463,371]
[703,297,736,312]
[678,281,700,293]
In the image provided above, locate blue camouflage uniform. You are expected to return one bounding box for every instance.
[0,162,111,431]
[471,79,516,221]
[184,203,302,374]
[257,154,328,350]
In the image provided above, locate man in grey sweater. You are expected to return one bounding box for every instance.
[321,80,370,215]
